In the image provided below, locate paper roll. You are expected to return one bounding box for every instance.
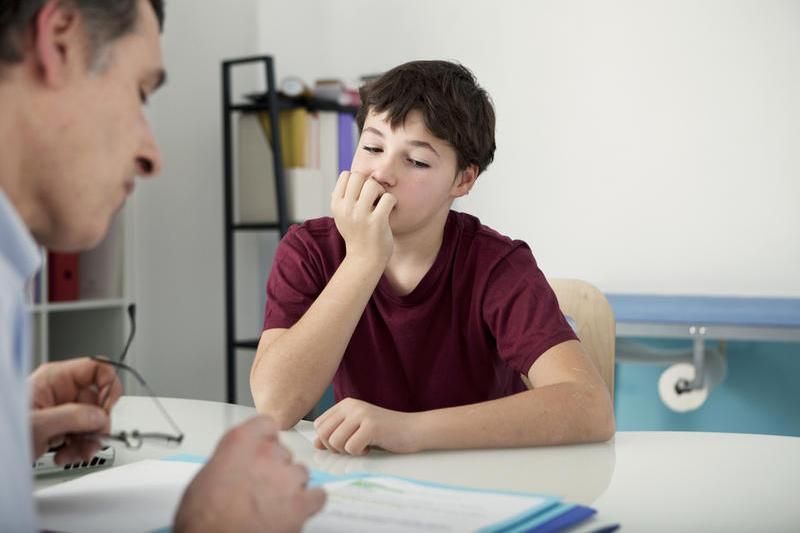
[658,352,726,413]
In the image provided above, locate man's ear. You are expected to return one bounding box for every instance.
[452,164,480,198]
[31,0,85,87]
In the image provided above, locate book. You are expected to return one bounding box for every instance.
[319,111,340,192]
[313,79,362,107]
[262,107,309,168]
[48,252,79,302]
[338,113,357,173]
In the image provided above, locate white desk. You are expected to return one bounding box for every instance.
[37,397,800,532]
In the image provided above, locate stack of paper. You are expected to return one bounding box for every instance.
[35,456,598,533]
[306,470,595,533]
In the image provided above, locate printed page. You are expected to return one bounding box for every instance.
[304,476,551,532]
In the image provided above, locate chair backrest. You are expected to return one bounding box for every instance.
[548,278,616,399]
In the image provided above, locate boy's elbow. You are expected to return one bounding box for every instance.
[589,389,616,442]
[595,408,616,442]
[253,396,303,430]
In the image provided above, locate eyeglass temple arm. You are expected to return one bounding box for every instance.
[97,304,135,409]
[90,356,184,442]
[119,303,136,363]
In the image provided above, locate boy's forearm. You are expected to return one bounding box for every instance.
[252,255,385,428]
[412,383,615,451]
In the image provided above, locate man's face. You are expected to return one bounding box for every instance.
[351,109,469,237]
[34,0,164,251]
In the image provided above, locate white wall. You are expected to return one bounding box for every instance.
[259,0,800,297]
[133,1,261,401]
[134,0,799,403]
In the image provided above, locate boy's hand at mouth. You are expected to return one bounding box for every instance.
[331,170,397,267]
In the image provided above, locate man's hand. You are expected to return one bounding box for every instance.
[28,357,123,465]
[330,171,397,266]
[175,416,326,533]
[313,398,421,456]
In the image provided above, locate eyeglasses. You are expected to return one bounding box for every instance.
[88,304,184,450]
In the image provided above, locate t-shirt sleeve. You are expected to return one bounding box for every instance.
[482,244,578,375]
[262,226,326,331]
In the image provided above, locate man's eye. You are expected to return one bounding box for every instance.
[363,146,382,153]
[139,89,149,105]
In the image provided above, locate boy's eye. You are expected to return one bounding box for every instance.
[408,159,430,169]
[139,88,149,105]
[363,146,382,153]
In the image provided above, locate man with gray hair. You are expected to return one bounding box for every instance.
[0,1,325,530]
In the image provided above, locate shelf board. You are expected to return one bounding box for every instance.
[27,298,128,313]
[230,94,359,115]
[234,339,260,350]
[233,222,281,231]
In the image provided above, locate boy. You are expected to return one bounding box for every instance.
[251,60,614,455]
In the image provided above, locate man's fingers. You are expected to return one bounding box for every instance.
[52,435,102,466]
[76,387,99,406]
[217,415,279,459]
[32,404,109,448]
[30,357,124,408]
[100,378,124,410]
[93,360,124,409]
[300,487,327,518]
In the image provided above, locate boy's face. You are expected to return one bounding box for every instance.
[351,109,474,237]
[32,0,164,251]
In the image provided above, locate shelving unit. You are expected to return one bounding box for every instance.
[221,55,358,404]
[25,206,136,386]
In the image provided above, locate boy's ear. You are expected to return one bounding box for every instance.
[451,164,480,198]
[30,0,85,88]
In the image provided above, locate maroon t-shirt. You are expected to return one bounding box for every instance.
[263,210,577,412]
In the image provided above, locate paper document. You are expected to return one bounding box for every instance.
[296,426,319,444]
[304,475,554,533]
[35,459,201,533]
[36,457,587,533]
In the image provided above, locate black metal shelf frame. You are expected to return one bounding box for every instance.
[221,55,358,403]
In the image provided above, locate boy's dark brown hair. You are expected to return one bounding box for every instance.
[356,60,496,175]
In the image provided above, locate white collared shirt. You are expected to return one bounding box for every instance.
[0,188,42,532]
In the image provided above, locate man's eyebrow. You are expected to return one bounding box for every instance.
[364,126,440,157]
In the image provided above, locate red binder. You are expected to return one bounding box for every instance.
[48,252,80,302]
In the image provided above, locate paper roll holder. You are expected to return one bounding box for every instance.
[675,325,712,394]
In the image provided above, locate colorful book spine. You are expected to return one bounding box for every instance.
[338,113,356,173]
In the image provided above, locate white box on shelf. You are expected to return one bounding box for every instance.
[237,113,332,224]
